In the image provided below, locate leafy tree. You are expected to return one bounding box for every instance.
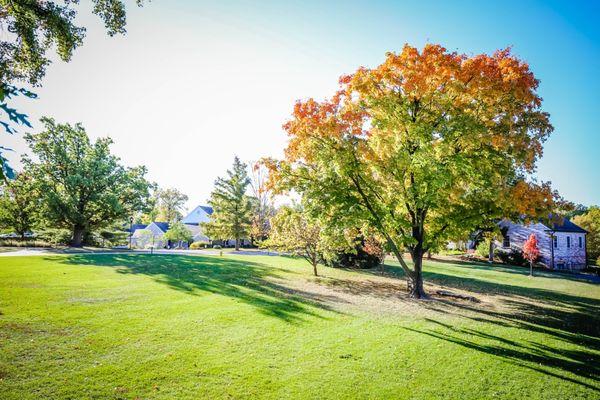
[556,202,589,219]
[0,0,144,176]
[261,206,325,276]
[523,233,540,276]
[154,188,188,223]
[134,196,158,224]
[0,85,37,180]
[0,173,37,238]
[23,117,152,246]
[475,240,492,259]
[203,157,253,251]
[573,207,600,266]
[164,221,193,246]
[265,44,555,298]
[1,0,144,85]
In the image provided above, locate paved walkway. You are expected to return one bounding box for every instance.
[0,247,280,258]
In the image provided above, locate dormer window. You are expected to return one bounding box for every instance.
[579,237,583,248]
[503,235,510,248]
[553,236,558,248]
[567,236,571,248]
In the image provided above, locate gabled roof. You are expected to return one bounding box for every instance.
[546,217,588,234]
[151,222,170,233]
[182,205,213,225]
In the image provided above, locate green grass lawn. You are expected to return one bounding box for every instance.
[0,254,598,399]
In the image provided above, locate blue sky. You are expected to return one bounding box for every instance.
[6,0,599,208]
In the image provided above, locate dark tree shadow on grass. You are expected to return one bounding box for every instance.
[49,254,339,324]
[402,323,599,391]
[331,262,600,390]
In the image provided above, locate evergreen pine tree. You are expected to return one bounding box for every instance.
[203,157,252,250]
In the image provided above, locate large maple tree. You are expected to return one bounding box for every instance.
[265,44,556,298]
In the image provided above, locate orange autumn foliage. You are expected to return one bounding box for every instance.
[265,43,556,298]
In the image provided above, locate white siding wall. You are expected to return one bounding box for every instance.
[552,232,587,269]
[131,223,167,249]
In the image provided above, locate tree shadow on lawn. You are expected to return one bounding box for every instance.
[50,254,341,324]
[402,320,600,391]
[332,263,600,390]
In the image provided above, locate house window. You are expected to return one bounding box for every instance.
[503,235,510,248]
[579,237,583,248]
[567,236,571,248]
[553,236,558,248]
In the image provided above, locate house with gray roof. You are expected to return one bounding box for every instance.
[129,204,251,249]
[130,222,171,249]
[181,204,251,247]
[130,220,211,249]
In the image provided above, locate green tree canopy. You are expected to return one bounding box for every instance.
[573,207,600,266]
[164,221,194,246]
[203,156,252,250]
[0,172,37,238]
[154,188,189,223]
[1,0,144,85]
[23,117,153,246]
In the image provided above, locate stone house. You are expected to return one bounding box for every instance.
[497,218,588,270]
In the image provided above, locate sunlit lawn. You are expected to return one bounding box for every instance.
[0,253,598,399]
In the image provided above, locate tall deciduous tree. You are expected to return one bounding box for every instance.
[203,157,252,251]
[154,188,189,223]
[573,207,600,266]
[0,173,37,238]
[265,44,555,298]
[24,117,152,246]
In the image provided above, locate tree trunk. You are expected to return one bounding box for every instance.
[71,225,85,247]
[488,240,494,263]
[407,251,426,298]
[235,237,240,251]
[530,261,533,277]
[312,261,318,276]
